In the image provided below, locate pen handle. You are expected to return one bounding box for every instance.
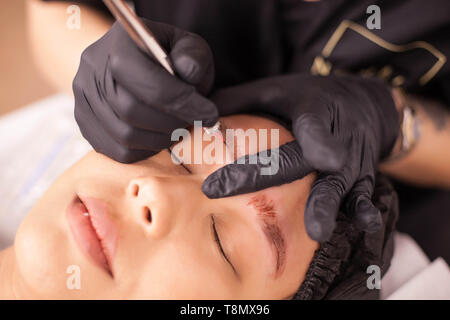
[103,0,175,75]
[140,37,175,75]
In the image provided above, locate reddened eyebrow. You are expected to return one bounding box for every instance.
[247,194,286,277]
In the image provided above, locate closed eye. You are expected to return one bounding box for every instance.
[167,148,192,173]
[211,215,239,278]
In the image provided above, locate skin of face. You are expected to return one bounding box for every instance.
[0,114,318,299]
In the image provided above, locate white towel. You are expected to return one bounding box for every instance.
[0,94,91,249]
[382,232,450,299]
[386,257,450,300]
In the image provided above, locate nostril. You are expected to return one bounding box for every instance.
[131,183,139,197]
[144,207,152,223]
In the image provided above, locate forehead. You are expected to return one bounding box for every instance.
[170,115,294,175]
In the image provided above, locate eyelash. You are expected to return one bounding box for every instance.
[167,148,192,174]
[211,215,236,275]
[180,162,192,174]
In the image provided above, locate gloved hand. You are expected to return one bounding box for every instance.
[202,74,399,242]
[73,19,218,163]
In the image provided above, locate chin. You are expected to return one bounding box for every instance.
[13,207,72,298]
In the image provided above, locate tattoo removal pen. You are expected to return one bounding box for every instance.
[102,0,224,140]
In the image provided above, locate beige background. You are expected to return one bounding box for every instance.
[0,0,56,116]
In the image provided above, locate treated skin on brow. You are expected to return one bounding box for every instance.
[247,195,286,277]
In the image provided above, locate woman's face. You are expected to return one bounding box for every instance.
[14,115,317,299]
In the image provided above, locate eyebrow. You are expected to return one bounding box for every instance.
[247,195,286,278]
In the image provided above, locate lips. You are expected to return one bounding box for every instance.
[66,195,117,276]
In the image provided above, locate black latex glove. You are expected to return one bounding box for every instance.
[73,19,218,163]
[202,74,399,242]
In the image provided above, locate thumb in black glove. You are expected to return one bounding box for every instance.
[202,74,399,242]
[73,18,218,163]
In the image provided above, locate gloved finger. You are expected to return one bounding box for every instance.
[345,176,382,233]
[202,141,314,198]
[119,19,214,93]
[304,171,351,242]
[110,25,218,126]
[86,87,171,151]
[109,46,218,126]
[293,113,347,172]
[79,65,172,151]
[170,32,215,95]
[344,133,382,232]
[73,87,155,163]
[107,83,187,133]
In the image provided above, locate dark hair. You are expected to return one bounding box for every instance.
[293,174,399,300]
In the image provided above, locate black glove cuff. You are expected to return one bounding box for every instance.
[358,77,400,159]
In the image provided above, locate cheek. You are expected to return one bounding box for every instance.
[12,152,80,295]
[15,201,72,297]
[126,240,235,299]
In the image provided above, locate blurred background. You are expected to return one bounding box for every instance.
[0,0,449,299]
[0,0,56,116]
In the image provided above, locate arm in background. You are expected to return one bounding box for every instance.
[380,89,450,189]
[26,0,113,93]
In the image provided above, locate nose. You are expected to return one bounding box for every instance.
[126,177,174,238]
